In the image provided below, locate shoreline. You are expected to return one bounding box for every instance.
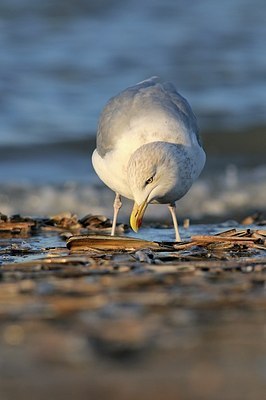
[0,127,265,219]
[0,214,265,400]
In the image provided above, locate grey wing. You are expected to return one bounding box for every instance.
[96,77,202,157]
[96,77,159,157]
[162,82,202,147]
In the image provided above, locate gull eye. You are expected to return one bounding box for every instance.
[145,176,153,185]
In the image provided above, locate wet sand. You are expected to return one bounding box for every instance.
[0,213,265,400]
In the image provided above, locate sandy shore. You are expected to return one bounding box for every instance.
[0,213,265,400]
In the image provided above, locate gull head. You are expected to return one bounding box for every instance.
[127,141,192,232]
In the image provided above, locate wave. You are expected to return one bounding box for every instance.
[0,164,265,223]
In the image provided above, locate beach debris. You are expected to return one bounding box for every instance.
[0,213,265,269]
[79,214,128,233]
[66,227,265,258]
[241,211,265,226]
[0,215,35,235]
[50,212,81,230]
[67,234,163,252]
[0,212,128,238]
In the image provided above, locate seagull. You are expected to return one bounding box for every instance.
[92,77,206,241]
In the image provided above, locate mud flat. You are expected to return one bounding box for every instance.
[0,212,265,400]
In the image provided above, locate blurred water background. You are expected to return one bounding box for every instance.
[0,0,265,222]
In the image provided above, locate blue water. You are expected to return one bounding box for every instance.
[1,0,266,146]
[0,0,265,219]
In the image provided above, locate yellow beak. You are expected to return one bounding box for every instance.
[130,200,148,232]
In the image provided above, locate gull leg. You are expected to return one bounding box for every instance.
[168,203,181,242]
[111,193,122,236]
